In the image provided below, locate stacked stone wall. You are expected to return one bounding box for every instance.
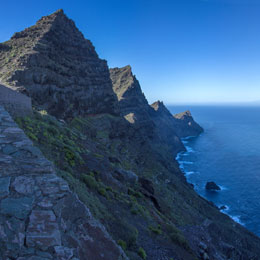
[0,84,32,116]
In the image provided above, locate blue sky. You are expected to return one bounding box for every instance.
[1,0,260,104]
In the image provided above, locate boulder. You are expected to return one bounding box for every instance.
[205,181,221,191]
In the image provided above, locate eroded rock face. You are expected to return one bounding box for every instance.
[110,66,185,155]
[0,9,119,119]
[173,110,203,137]
[0,106,127,259]
[151,101,203,139]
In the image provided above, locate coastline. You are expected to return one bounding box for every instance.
[175,134,245,227]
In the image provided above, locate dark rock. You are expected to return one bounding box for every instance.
[205,182,221,191]
[26,210,61,250]
[219,205,227,210]
[113,168,138,184]
[0,177,10,198]
[139,177,154,195]
[12,176,35,195]
[0,10,119,119]
[0,197,34,219]
[151,101,203,139]
[54,246,74,259]
[110,66,185,156]
[173,110,204,138]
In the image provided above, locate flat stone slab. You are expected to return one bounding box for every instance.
[0,197,34,219]
[0,177,10,198]
[26,210,61,250]
[12,176,35,195]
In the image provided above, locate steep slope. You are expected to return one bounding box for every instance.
[0,106,126,260]
[150,101,203,138]
[110,65,185,156]
[0,9,118,118]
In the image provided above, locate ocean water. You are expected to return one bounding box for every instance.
[168,105,260,236]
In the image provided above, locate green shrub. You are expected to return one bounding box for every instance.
[83,175,98,190]
[128,188,142,198]
[117,239,127,251]
[98,187,107,197]
[138,247,147,259]
[149,225,162,235]
[166,224,190,251]
[128,228,138,247]
[47,125,59,136]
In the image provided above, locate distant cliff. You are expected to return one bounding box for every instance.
[150,101,203,138]
[110,65,186,156]
[1,9,260,260]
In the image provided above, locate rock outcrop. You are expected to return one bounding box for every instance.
[0,9,119,119]
[0,105,126,259]
[0,83,32,116]
[110,66,185,155]
[173,110,203,138]
[151,101,203,139]
[206,181,221,191]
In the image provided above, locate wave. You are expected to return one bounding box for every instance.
[230,215,244,225]
[185,171,195,176]
[219,205,244,225]
[219,205,230,212]
[185,146,194,153]
[219,185,228,191]
[181,135,197,141]
[178,161,194,165]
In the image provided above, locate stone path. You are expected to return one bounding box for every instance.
[0,106,127,260]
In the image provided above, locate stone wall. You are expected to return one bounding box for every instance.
[0,84,32,116]
[0,105,127,260]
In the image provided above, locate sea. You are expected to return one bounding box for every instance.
[168,105,260,237]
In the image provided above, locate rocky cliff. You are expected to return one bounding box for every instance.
[110,65,185,156]
[1,9,260,260]
[0,9,119,119]
[150,101,203,139]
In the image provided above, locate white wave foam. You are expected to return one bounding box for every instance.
[175,154,181,161]
[219,206,244,225]
[219,185,228,191]
[185,146,194,153]
[230,215,243,225]
[182,135,196,141]
[219,205,230,213]
[180,161,194,165]
[185,171,195,176]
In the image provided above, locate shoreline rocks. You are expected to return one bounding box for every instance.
[205,181,221,191]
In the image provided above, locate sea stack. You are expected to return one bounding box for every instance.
[206,181,221,191]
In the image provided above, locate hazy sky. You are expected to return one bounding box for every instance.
[1,0,260,104]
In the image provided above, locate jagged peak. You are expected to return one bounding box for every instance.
[10,9,83,42]
[110,65,133,76]
[36,8,71,25]
[174,110,192,119]
[151,100,164,111]
[110,65,143,100]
